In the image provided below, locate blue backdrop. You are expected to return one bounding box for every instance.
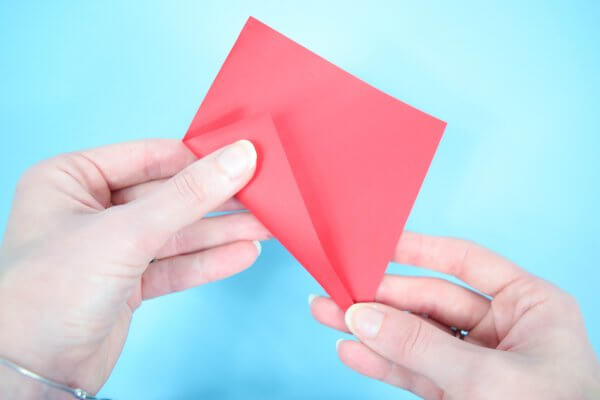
[1,1,598,399]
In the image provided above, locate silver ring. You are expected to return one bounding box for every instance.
[451,326,469,340]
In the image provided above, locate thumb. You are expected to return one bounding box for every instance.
[113,139,257,257]
[344,302,490,392]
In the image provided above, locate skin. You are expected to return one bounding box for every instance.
[0,139,269,398]
[0,139,598,399]
[310,232,600,399]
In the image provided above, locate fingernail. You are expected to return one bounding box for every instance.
[345,304,384,339]
[308,293,319,306]
[336,339,343,351]
[217,140,257,179]
[252,240,262,256]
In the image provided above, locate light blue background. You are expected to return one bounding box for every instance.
[1,1,599,399]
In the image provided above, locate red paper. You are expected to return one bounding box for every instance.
[185,114,353,309]
[184,17,446,309]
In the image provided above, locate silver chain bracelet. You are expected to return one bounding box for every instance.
[0,357,112,400]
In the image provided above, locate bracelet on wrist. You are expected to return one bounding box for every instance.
[0,357,111,400]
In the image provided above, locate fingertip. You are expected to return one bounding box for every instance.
[345,303,385,339]
[335,339,366,370]
[227,241,261,272]
[310,296,349,333]
[308,293,320,306]
[216,140,257,180]
[233,240,262,269]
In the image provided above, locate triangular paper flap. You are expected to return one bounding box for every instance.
[185,17,446,303]
[184,114,354,309]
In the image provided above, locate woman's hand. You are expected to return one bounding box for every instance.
[310,232,600,399]
[0,139,269,397]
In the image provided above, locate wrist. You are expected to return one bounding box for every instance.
[0,274,74,394]
[0,358,71,400]
[0,271,105,399]
[0,260,74,379]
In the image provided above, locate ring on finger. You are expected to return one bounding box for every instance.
[450,326,469,340]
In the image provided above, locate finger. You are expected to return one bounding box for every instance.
[309,294,350,333]
[141,240,261,299]
[155,212,271,259]
[311,294,490,350]
[81,139,196,190]
[211,198,246,213]
[111,140,257,257]
[376,275,490,332]
[337,340,443,399]
[310,274,490,334]
[394,232,530,296]
[112,179,246,212]
[111,179,168,205]
[111,179,246,212]
[345,302,490,391]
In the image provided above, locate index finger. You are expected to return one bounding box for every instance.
[394,232,530,296]
[81,138,197,190]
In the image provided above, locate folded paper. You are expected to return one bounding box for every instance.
[184,17,446,310]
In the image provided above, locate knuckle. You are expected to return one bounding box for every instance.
[169,229,188,256]
[502,276,546,315]
[141,139,163,181]
[397,318,430,362]
[399,367,418,394]
[449,238,475,278]
[190,253,211,284]
[16,153,91,194]
[526,279,581,315]
[557,290,580,313]
[163,257,180,293]
[101,207,160,261]
[172,170,207,205]
[17,160,49,189]
[521,276,556,304]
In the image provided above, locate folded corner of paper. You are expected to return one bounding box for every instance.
[183,113,354,310]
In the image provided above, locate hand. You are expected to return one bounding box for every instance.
[0,139,269,397]
[310,232,600,399]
